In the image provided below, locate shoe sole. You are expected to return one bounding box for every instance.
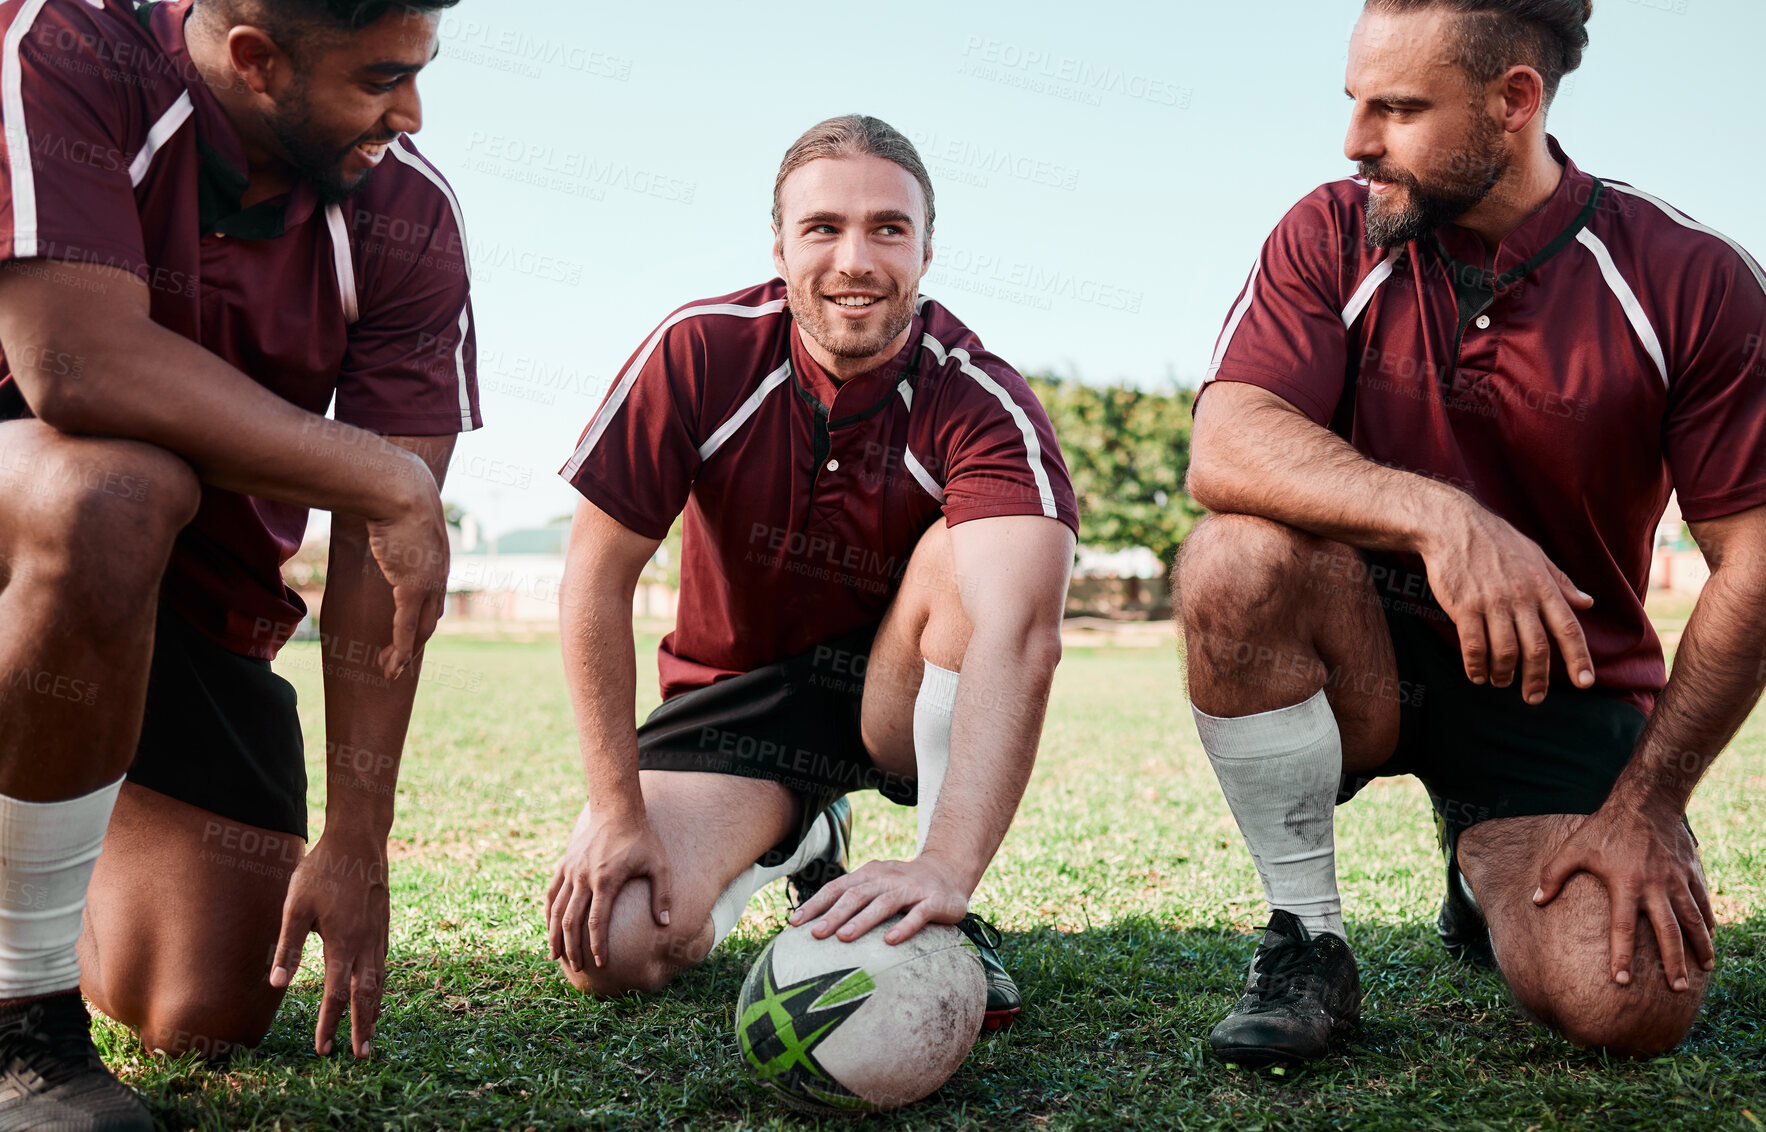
[1211,1043,1314,1069]
[982,1005,1019,1032]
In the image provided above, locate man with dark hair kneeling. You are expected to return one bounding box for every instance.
[1181,0,1766,1065]
[0,0,475,1124]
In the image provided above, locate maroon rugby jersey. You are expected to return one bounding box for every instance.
[1203,136,1766,713]
[0,0,480,658]
[562,279,1079,701]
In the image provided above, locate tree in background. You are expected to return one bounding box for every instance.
[1027,374,1204,577]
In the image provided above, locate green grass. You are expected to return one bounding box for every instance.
[101,635,1766,1130]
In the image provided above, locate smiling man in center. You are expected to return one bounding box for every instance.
[544,115,1077,1029]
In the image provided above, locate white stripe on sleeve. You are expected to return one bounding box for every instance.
[698,360,791,460]
[1340,249,1401,328]
[921,333,1059,519]
[324,204,360,325]
[1578,228,1667,386]
[2,0,55,258]
[561,299,789,480]
[128,91,192,187]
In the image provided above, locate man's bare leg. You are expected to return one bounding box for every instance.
[0,419,196,1127]
[1460,815,1710,1056]
[79,787,301,1058]
[559,772,798,996]
[1174,512,1405,1063]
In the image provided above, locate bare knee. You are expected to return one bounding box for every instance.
[559,880,708,999]
[1491,870,1707,1058]
[94,982,275,1061]
[1175,514,1326,635]
[892,519,972,670]
[17,438,199,617]
[1514,970,1704,1057]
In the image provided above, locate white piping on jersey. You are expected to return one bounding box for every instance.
[3,0,53,258]
[1341,248,1401,328]
[904,449,944,502]
[450,304,473,430]
[920,331,1059,519]
[698,360,792,461]
[386,137,476,429]
[562,298,789,480]
[324,204,360,325]
[128,91,192,187]
[388,137,471,278]
[1205,261,1261,383]
[896,379,913,411]
[1577,228,1667,386]
[1606,182,1766,300]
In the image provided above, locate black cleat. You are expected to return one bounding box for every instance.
[0,992,152,1132]
[1209,910,1361,1067]
[787,796,852,909]
[1437,853,1496,970]
[956,914,1021,1032]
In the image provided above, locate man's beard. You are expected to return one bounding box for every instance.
[787,274,919,365]
[264,81,382,206]
[1362,114,1509,249]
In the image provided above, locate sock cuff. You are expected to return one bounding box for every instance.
[0,778,124,862]
[919,661,960,712]
[1191,689,1336,759]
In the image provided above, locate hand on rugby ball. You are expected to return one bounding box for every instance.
[790,857,969,946]
[545,809,674,971]
[1422,500,1597,705]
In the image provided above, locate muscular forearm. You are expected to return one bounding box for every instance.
[919,627,1058,893]
[1191,382,1467,553]
[319,519,423,840]
[1612,564,1766,817]
[560,577,645,820]
[0,261,427,520]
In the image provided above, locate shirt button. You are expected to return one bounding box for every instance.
[1475,314,1491,330]
[826,459,840,472]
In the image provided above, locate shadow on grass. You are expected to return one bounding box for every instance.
[115,916,1766,1131]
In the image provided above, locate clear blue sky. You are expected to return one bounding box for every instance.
[409,0,1765,536]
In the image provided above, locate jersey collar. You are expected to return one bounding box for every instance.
[146,0,321,239]
[787,309,926,416]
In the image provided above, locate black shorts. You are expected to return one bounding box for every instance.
[126,606,309,839]
[1338,554,1648,844]
[636,626,915,867]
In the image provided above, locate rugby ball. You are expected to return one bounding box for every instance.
[736,916,986,1113]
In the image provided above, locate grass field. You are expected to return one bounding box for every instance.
[97,627,1766,1131]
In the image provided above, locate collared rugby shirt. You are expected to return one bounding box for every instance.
[1203,136,1766,713]
[562,278,1079,701]
[0,0,480,659]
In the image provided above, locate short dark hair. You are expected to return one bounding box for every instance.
[1364,0,1594,107]
[197,0,457,55]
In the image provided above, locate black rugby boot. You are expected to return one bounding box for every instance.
[956,914,1022,1032]
[1208,910,1361,1067]
[0,992,152,1132]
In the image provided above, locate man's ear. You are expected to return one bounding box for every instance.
[771,226,787,281]
[226,25,291,97]
[922,228,935,274]
[1498,64,1546,134]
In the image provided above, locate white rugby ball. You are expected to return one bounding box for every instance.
[736,916,986,1114]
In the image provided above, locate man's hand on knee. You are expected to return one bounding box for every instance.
[545,806,674,974]
[1534,808,1716,993]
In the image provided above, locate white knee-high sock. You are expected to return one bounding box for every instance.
[1193,690,1345,939]
[913,662,959,856]
[708,817,833,948]
[0,778,123,999]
